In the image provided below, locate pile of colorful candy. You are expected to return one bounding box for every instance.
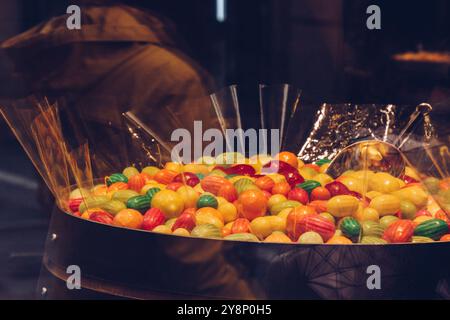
[67,152,450,244]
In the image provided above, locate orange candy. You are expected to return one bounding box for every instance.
[217,183,238,202]
[231,218,251,234]
[308,200,328,213]
[108,182,129,192]
[271,182,291,196]
[440,234,450,241]
[264,232,292,243]
[128,174,146,192]
[326,235,353,244]
[310,187,331,201]
[201,175,230,195]
[153,169,178,185]
[166,182,184,191]
[113,209,144,229]
[254,176,275,192]
[276,152,299,168]
[236,189,268,221]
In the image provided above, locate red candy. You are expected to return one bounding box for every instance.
[172,211,196,231]
[224,164,256,176]
[68,198,83,213]
[89,211,114,225]
[287,188,309,205]
[142,208,166,231]
[297,214,335,242]
[382,220,414,243]
[262,160,296,175]
[173,172,200,187]
[283,170,304,187]
[325,181,350,197]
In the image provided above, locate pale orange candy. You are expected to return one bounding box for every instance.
[276,151,298,169]
[113,209,143,229]
[326,235,353,244]
[264,231,292,243]
[413,215,433,227]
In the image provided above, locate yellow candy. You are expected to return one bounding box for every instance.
[141,166,160,177]
[164,162,184,173]
[217,201,238,224]
[277,207,293,220]
[391,186,428,209]
[250,216,273,240]
[172,228,190,236]
[313,173,334,186]
[339,176,365,194]
[266,215,286,232]
[193,184,205,193]
[354,207,379,222]
[122,166,140,178]
[369,172,401,193]
[347,170,375,181]
[327,195,359,217]
[91,185,107,196]
[366,191,382,200]
[413,215,433,226]
[151,190,184,219]
[268,194,287,209]
[183,163,209,175]
[153,225,172,234]
[267,173,286,184]
[369,194,400,216]
[195,208,224,229]
[405,166,421,181]
[176,186,199,209]
[298,167,317,180]
[229,175,255,184]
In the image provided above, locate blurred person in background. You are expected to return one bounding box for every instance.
[1,0,214,208]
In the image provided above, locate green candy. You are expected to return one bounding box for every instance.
[100,200,126,215]
[224,233,259,242]
[360,236,388,244]
[196,173,205,180]
[296,180,321,194]
[339,217,361,240]
[126,195,151,212]
[361,221,384,238]
[197,194,218,209]
[146,187,161,204]
[225,174,239,180]
[79,195,109,213]
[315,158,331,166]
[112,190,139,203]
[400,200,417,220]
[414,219,448,240]
[191,224,222,238]
[411,236,434,243]
[106,173,128,186]
[233,178,255,194]
[379,215,399,229]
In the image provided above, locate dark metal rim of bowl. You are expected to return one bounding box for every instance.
[38,207,450,300]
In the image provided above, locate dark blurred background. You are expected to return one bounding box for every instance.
[0,0,449,299]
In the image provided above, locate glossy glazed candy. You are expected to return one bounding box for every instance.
[67,151,450,245]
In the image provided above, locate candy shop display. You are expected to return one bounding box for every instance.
[67,151,450,245]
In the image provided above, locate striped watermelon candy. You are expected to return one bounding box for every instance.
[197,194,219,209]
[339,217,361,240]
[297,214,335,242]
[106,173,128,186]
[361,221,384,238]
[414,218,448,240]
[127,195,151,212]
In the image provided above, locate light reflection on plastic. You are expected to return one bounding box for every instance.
[216,0,226,22]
